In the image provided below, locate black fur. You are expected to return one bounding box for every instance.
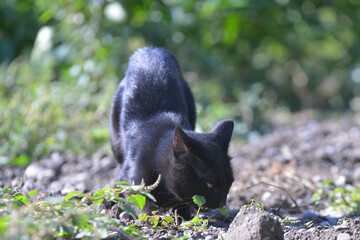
[110,47,234,219]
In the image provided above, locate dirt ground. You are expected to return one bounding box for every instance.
[2,112,360,239]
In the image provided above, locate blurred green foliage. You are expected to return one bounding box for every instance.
[1,0,360,166]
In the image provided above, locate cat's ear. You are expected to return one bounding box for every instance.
[173,126,190,156]
[212,120,234,152]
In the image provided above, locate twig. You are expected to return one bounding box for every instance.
[246,181,299,209]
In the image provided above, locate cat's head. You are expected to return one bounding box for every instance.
[170,120,234,209]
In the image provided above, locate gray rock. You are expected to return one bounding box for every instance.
[119,211,131,221]
[337,233,351,240]
[224,208,283,240]
[24,163,43,180]
[38,168,56,185]
[334,224,349,231]
[48,181,63,193]
[205,235,213,240]
[101,157,116,170]
[50,152,65,168]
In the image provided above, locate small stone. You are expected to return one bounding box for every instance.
[24,164,43,180]
[308,227,316,232]
[353,165,360,180]
[205,236,213,240]
[335,175,347,186]
[101,157,116,170]
[119,211,131,221]
[75,182,87,192]
[224,208,283,240]
[11,179,21,188]
[61,186,76,195]
[337,233,351,240]
[50,152,65,168]
[334,224,349,231]
[48,181,63,193]
[261,191,272,202]
[38,169,56,185]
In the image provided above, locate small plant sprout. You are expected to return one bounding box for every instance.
[312,180,360,216]
[241,199,264,211]
[180,195,230,230]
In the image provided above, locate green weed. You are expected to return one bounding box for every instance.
[0,178,161,239]
[312,180,360,216]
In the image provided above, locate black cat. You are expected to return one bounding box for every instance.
[110,47,234,219]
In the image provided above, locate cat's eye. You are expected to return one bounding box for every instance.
[206,182,214,189]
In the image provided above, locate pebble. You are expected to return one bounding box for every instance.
[101,157,116,169]
[120,211,132,221]
[261,191,272,202]
[61,186,76,195]
[334,224,349,231]
[11,179,21,188]
[353,165,360,180]
[48,181,63,193]
[50,152,65,168]
[38,169,56,184]
[335,175,346,186]
[205,235,213,240]
[337,233,351,240]
[24,164,43,180]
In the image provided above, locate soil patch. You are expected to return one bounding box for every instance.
[2,113,360,239]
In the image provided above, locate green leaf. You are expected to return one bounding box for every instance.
[142,192,157,202]
[28,190,38,196]
[219,206,229,217]
[75,229,93,238]
[0,216,9,234]
[114,196,126,202]
[94,189,105,196]
[163,215,174,223]
[93,198,104,206]
[149,217,159,227]
[192,195,206,208]
[128,194,146,210]
[14,194,29,205]
[138,213,149,221]
[11,154,30,167]
[334,187,346,193]
[114,181,131,185]
[65,191,83,200]
[122,204,137,219]
[322,180,333,186]
[191,216,201,224]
